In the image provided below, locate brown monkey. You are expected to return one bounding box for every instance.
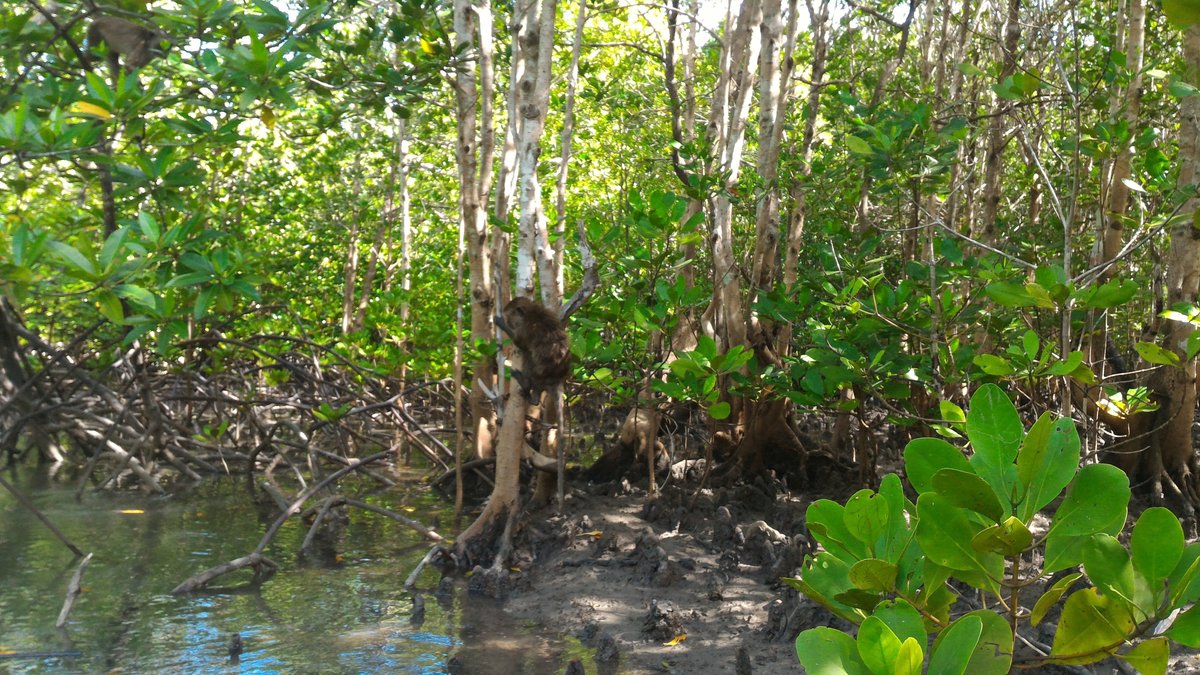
[87,16,171,73]
[495,297,571,402]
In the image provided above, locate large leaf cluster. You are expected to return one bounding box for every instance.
[788,384,1200,674]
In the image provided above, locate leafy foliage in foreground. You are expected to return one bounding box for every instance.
[787,384,1200,674]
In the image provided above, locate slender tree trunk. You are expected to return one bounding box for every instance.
[779,0,830,353]
[975,0,1022,243]
[1099,0,1145,278]
[452,0,500,461]
[354,121,409,332]
[458,0,559,565]
[340,155,365,335]
[1150,24,1200,508]
[533,0,587,507]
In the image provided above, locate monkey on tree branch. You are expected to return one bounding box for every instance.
[86,15,171,76]
[494,297,572,403]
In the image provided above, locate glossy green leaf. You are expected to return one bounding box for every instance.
[931,468,1005,521]
[844,489,890,548]
[915,493,1002,587]
[1050,588,1135,664]
[1168,543,1200,607]
[1031,572,1083,626]
[1075,279,1138,309]
[1131,507,1185,589]
[1048,463,1130,538]
[927,615,982,675]
[903,437,972,494]
[796,627,870,674]
[984,281,1052,308]
[870,600,926,648]
[965,384,1023,504]
[1083,533,1135,602]
[790,553,861,622]
[857,617,902,675]
[1015,413,1080,521]
[895,638,923,675]
[807,500,870,562]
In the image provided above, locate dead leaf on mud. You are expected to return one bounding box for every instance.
[664,634,687,646]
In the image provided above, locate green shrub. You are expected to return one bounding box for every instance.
[787,383,1200,674]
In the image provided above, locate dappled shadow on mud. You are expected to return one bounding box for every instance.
[475,471,861,675]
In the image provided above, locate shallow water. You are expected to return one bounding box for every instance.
[0,466,591,673]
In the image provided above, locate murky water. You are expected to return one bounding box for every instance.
[0,467,592,673]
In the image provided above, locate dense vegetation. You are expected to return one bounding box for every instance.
[5,0,1200,668]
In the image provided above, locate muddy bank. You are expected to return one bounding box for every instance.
[476,471,838,675]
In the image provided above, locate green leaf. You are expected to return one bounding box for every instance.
[114,284,156,308]
[939,400,966,424]
[846,135,873,155]
[984,281,1054,308]
[1045,533,1096,574]
[1118,637,1168,675]
[1167,603,1200,647]
[1083,533,1135,603]
[1048,463,1130,538]
[953,610,1012,674]
[1075,280,1138,309]
[137,211,161,242]
[49,241,97,277]
[849,559,898,592]
[857,617,902,675]
[807,500,870,562]
[166,271,214,288]
[99,227,128,270]
[931,468,1005,521]
[708,401,731,419]
[870,599,926,647]
[966,384,1023,506]
[1168,543,1200,607]
[1031,572,1083,626]
[915,493,1003,587]
[194,286,215,320]
[1131,507,1185,591]
[844,489,891,548]
[903,437,972,494]
[796,627,870,674]
[1015,414,1081,521]
[787,555,862,623]
[973,353,1014,376]
[1050,588,1135,664]
[96,289,124,325]
[1136,341,1181,366]
[971,516,1033,557]
[927,615,982,675]
[895,638,923,675]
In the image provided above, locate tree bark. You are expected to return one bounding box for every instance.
[975,0,1022,243]
[452,0,500,460]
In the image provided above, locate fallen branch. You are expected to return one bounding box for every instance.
[170,553,279,594]
[56,552,93,628]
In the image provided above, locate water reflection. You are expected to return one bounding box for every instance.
[0,469,591,674]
